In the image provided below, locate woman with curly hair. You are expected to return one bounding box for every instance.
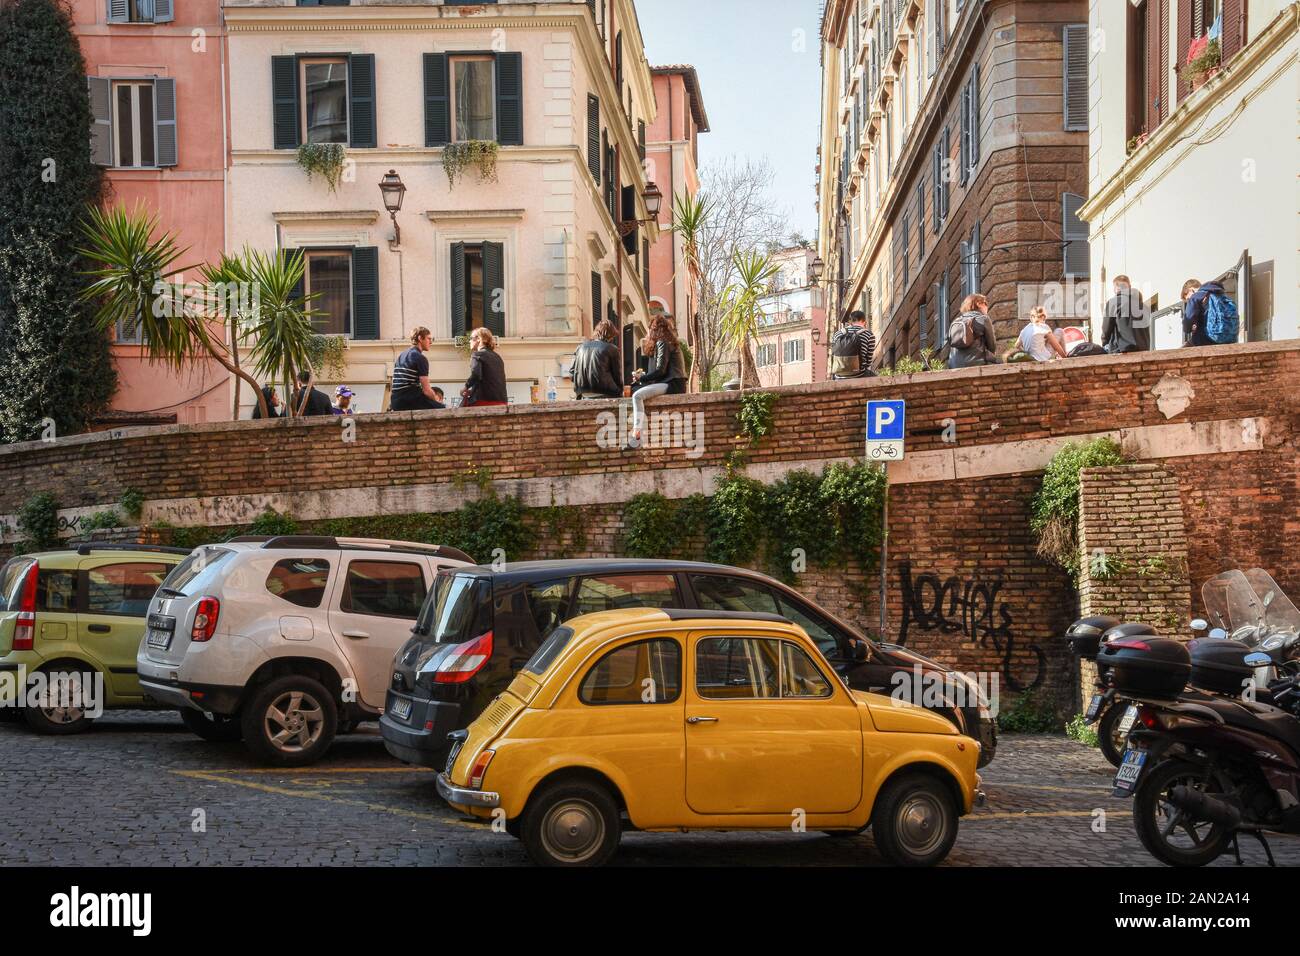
[626,313,686,450]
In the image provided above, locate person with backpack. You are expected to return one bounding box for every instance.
[1102,275,1150,353]
[947,294,998,369]
[1182,278,1239,347]
[829,311,876,379]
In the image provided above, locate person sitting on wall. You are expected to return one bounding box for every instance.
[390,326,445,411]
[251,384,282,419]
[1102,275,1150,353]
[570,319,624,400]
[292,370,334,416]
[461,328,509,407]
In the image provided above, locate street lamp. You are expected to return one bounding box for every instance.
[618,182,664,235]
[379,169,407,247]
[809,255,825,285]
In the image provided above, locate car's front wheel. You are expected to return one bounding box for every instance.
[240,675,337,766]
[870,772,959,866]
[180,707,243,743]
[23,666,98,735]
[521,779,622,866]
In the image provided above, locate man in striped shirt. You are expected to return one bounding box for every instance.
[390,326,445,411]
[829,311,877,379]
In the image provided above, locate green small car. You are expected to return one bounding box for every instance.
[0,544,187,734]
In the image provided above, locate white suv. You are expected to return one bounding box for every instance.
[137,535,471,766]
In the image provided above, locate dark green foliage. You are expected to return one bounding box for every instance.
[1030,437,1127,579]
[997,690,1063,734]
[119,487,145,521]
[704,471,770,567]
[0,0,116,441]
[248,509,299,537]
[623,492,709,560]
[765,470,838,579]
[17,491,60,550]
[735,391,777,446]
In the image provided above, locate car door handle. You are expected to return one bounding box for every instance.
[87,624,111,634]
[341,629,370,640]
[686,716,719,724]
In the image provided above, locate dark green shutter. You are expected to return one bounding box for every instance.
[482,241,506,337]
[586,95,601,182]
[495,53,523,146]
[642,238,649,291]
[351,246,379,340]
[638,119,646,160]
[423,53,450,147]
[621,185,637,255]
[272,55,300,150]
[591,271,601,329]
[289,249,306,305]
[348,54,376,148]
[450,243,467,337]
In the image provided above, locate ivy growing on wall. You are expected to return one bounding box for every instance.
[296,143,347,192]
[1030,437,1127,581]
[735,391,777,446]
[16,491,60,552]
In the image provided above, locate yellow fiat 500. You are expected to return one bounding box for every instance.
[437,608,983,866]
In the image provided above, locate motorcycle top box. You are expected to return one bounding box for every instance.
[1065,615,1120,658]
[1097,636,1190,699]
[1187,638,1254,697]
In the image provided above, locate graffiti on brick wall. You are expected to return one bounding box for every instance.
[897,561,1046,691]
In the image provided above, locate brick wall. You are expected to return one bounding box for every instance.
[2,341,1297,710]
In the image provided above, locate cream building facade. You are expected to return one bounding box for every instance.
[223,0,659,414]
[1079,1,1299,348]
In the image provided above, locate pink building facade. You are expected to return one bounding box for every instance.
[76,0,232,425]
[646,65,708,341]
[755,246,827,387]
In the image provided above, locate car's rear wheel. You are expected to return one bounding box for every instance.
[180,707,243,743]
[240,675,337,766]
[521,780,621,866]
[23,667,97,735]
[871,772,959,867]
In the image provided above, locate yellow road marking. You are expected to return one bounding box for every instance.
[982,782,1111,796]
[969,810,1132,821]
[181,766,435,775]
[170,769,482,830]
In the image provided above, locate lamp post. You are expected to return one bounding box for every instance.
[617,181,664,237]
[378,169,407,247]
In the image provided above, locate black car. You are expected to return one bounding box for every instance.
[381,559,997,768]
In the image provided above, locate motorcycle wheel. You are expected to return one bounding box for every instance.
[1133,759,1233,867]
[1096,703,1130,768]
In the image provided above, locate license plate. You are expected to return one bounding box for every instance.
[146,627,173,650]
[1116,704,1138,736]
[389,697,412,720]
[1085,694,1103,721]
[1113,748,1148,794]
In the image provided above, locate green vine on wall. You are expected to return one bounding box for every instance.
[735,391,777,447]
[16,492,60,552]
[442,140,499,189]
[307,334,348,381]
[296,143,348,193]
[1029,437,1127,582]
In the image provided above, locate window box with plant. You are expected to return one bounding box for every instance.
[422,50,523,190]
[1180,35,1221,92]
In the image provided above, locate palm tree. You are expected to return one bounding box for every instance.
[79,205,319,419]
[668,192,713,392]
[720,248,779,391]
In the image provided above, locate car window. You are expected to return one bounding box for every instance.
[777,596,847,658]
[579,639,681,705]
[524,625,575,677]
[780,641,833,698]
[524,578,571,639]
[340,560,427,619]
[85,562,172,617]
[691,575,780,615]
[265,558,331,609]
[37,569,76,613]
[160,547,234,597]
[695,637,780,699]
[0,558,32,611]
[421,572,492,645]
[572,573,680,617]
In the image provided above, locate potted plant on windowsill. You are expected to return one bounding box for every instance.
[442,141,499,189]
[1125,129,1149,156]
[297,143,348,193]
[1180,36,1221,92]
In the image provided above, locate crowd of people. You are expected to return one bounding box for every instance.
[827,273,1239,377]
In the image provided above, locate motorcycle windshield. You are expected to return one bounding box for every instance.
[1243,568,1300,634]
[1201,570,1265,635]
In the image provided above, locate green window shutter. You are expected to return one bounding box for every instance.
[289,249,306,305]
[482,241,506,337]
[88,76,113,167]
[423,53,450,147]
[495,52,523,146]
[591,271,601,329]
[272,55,300,150]
[153,0,173,22]
[638,119,646,161]
[450,242,467,338]
[620,185,637,256]
[348,54,376,148]
[351,246,380,340]
[153,78,178,167]
[586,94,601,182]
[642,237,649,291]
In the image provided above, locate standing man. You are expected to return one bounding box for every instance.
[829,310,877,379]
[390,326,444,411]
[1102,275,1150,353]
[292,370,334,416]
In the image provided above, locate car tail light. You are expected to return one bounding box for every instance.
[190,597,220,643]
[12,562,38,651]
[433,631,493,684]
[468,750,495,790]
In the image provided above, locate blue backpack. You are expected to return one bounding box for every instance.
[1204,292,1239,344]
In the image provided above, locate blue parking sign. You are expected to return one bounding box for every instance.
[865,400,905,461]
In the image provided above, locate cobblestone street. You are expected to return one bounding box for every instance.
[3,713,1297,867]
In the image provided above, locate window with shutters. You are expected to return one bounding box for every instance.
[915,182,926,261]
[422,52,521,148]
[303,250,352,336]
[918,300,929,349]
[756,343,776,367]
[450,241,506,338]
[900,211,911,290]
[964,221,981,295]
[450,55,496,142]
[1192,0,1221,39]
[1125,3,1149,141]
[111,81,156,167]
[300,58,349,145]
[936,270,950,344]
[959,66,980,181]
[1063,24,1088,132]
[783,339,805,364]
[586,95,601,182]
[106,0,174,23]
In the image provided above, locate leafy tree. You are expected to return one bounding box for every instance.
[0,0,116,442]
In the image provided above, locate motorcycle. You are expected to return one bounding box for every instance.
[1067,617,1154,767]
[1106,570,1300,866]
